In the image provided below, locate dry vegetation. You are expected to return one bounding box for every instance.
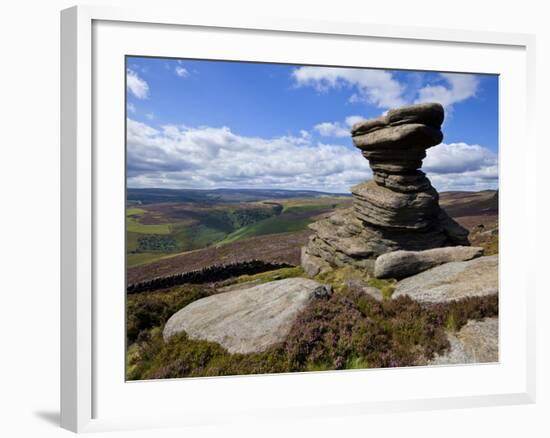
[127,229,312,284]
[127,272,498,380]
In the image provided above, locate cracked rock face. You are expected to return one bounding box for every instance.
[302,103,469,277]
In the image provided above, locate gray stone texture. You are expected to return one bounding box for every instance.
[302,103,470,275]
[429,317,499,365]
[374,246,483,279]
[393,255,498,303]
[163,278,332,354]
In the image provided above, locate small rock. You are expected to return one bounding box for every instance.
[374,246,483,279]
[313,284,332,298]
[163,278,331,354]
[429,317,498,365]
[345,278,385,301]
[362,286,385,301]
[393,255,498,303]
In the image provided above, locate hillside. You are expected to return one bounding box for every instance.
[127,195,352,268]
[126,189,498,285]
[439,190,498,229]
[127,187,350,205]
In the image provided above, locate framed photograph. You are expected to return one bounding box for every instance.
[61,5,536,433]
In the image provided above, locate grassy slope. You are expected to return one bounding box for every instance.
[127,216,172,235]
[126,197,350,267]
[218,213,311,244]
[126,204,274,267]
[127,230,312,284]
[219,197,351,245]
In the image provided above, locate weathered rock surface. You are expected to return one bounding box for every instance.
[393,255,498,303]
[163,278,331,354]
[374,246,483,279]
[352,180,440,230]
[302,102,470,275]
[360,286,385,301]
[429,317,499,365]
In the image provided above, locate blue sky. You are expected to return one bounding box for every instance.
[126,56,498,193]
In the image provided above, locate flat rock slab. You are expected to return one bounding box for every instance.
[374,246,483,279]
[429,317,499,365]
[163,278,331,354]
[393,255,498,303]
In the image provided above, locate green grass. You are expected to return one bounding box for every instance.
[219,213,311,245]
[345,357,370,369]
[127,207,146,216]
[481,233,499,256]
[314,266,396,299]
[171,223,229,252]
[315,266,371,292]
[223,266,305,286]
[277,197,351,211]
[126,216,172,234]
[125,198,349,267]
[127,252,172,267]
[367,277,397,300]
[127,284,212,343]
[126,232,141,252]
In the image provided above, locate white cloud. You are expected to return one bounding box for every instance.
[145,112,155,120]
[314,115,364,137]
[424,142,497,174]
[415,73,479,109]
[292,67,480,112]
[345,115,364,127]
[427,167,498,192]
[127,103,136,113]
[292,67,406,108]
[314,122,349,138]
[126,68,149,99]
[127,118,497,192]
[127,118,371,193]
[175,66,189,78]
[424,142,498,191]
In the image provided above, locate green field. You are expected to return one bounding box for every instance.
[126,196,351,267]
[127,208,172,235]
[218,213,312,245]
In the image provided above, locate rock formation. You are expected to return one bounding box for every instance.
[302,102,470,276]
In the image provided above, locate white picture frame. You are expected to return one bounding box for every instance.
[60,4,537,433]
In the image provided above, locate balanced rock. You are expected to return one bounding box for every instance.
[302,103,469,276]
[374,246,483,279]
[429,317,499,365]
[163,278,331,354]
[393,255,498,303]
